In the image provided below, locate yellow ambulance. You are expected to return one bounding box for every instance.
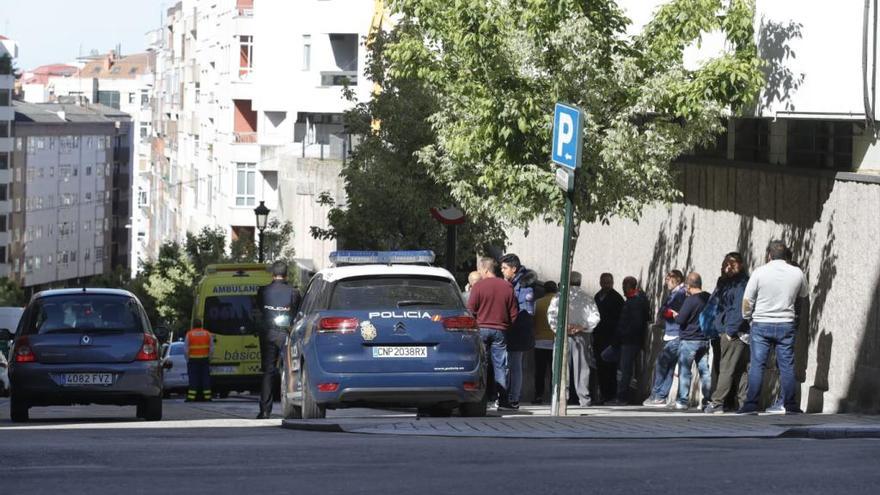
[191,264,272,396]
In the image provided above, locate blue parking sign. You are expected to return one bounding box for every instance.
[551,103,584,170]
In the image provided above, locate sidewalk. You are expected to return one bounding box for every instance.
[281,404,880,439]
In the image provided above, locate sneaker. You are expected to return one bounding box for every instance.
[496,401,517,411]
[765,403,786,415]
[673,401,689,410]
[509,402,520,411]
[703,403,725,414]
[642,397,667,407]
[577,399,592,407]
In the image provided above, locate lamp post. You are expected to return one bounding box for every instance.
[254,201,270,263]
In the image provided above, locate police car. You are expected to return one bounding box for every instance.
[280,251,487,419]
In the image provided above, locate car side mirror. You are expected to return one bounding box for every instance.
[0,328,13,341]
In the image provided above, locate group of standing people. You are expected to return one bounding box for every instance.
[466,254,652,410]
[644,241,808,413]
[466,239,808,414]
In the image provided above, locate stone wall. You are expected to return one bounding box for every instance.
[506,160,880,413]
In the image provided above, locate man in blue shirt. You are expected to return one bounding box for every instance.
[643,270,687,407]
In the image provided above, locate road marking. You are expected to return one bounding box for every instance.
[0,419,281,430]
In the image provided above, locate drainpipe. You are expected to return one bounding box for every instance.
[863,0,877,127]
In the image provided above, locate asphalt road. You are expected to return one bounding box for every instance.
[1,396,879,494]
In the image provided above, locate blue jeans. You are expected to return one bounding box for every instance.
[744,322,799,412]
[480,328,508,396]
[650,338,680,400]
[677,340,711,407]
[508,351,523,403]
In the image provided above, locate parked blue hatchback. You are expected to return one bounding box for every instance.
[3,289,164,422]
[280,251,487,419]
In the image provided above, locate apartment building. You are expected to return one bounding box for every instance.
[10,101,132,290]
[18,51,156,278]
[150,0,373,271]
[0,35,18,279]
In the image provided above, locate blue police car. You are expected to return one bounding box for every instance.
[280,251,487,419]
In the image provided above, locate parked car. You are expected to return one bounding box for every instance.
[161,341,189,396]
[281,250,487,419]
[5,288,164,422]
[0,349,8,397]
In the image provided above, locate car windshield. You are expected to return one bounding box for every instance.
[25,295,144,335]
[204,295,261,335]
[328,276,463,310]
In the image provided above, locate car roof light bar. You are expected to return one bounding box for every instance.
[329,250,436,266]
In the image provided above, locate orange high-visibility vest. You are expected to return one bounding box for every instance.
[186,328,212,359]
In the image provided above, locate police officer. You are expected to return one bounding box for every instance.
[256,261,302,419]
[184,319,213,402]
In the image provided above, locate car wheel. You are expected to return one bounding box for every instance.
[139,396,163,421]
[10,394,29,422]
[300,363,325,420]
[280,362,302,419]
[418,406,454,417]
[459,393,488,417]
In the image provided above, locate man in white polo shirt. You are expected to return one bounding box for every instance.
[739,241,809,414]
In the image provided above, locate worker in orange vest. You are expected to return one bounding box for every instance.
[184,319,214,402]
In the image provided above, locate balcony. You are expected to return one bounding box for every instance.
[233,132,257,144]
[320,71,358,87]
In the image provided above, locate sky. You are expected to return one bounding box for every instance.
[1,0,169,70]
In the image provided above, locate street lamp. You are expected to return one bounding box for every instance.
[254,201,270,263]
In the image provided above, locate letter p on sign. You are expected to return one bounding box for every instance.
[551,103,584,171]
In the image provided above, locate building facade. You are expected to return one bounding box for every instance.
[149,0,372,271]
[10,101,132,289]
[0,35,18,279]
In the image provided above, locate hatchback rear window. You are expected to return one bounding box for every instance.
[22,295,145,335]
[329,276,463,310]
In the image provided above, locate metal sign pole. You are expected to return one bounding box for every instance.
[550,188,574,417]
[549,102,583,417]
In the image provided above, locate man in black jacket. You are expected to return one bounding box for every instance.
[256,261,303,419]
[704,252,750,414]
[609,276,650,405]
[594,273,624,402]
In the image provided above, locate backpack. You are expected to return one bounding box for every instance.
[698,292,720,339]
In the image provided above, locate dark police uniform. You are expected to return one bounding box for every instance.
[256,279,302,417]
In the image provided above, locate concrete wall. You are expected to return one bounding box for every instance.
[275,150,346,275]
[506,160,880,413]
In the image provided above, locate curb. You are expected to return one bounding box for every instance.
[779,426,880,439]
[280,420,345,433]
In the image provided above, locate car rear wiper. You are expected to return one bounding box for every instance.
[397,300,444,307]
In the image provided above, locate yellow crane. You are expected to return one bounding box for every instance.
[368,0,386,132]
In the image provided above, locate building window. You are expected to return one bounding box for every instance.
[0,152,8,170]
[0,246,6,264]
[302,35,311,71]
[0,184,6,201]
[0,215,5,232]
[86,166,92,176]
[96,247,104,262]
[239,35,254,79]
[235,162,256,206]
[138,187,148,207]
[0,89,10,106]
[0,121,9,139]
[140,122,149,139]
[233,99,257,143]
[787,120,854,171]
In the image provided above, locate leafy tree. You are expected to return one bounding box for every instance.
[185,226,228,273]
[140,242,198,335]
[386,0,764,261]
[310,23,505,271]
[0,277,26,306]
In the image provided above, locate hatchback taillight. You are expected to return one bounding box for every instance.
[442,316,478,332]
[13,336,36,363]
[135,333,159,361]
[319,317,359,333]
